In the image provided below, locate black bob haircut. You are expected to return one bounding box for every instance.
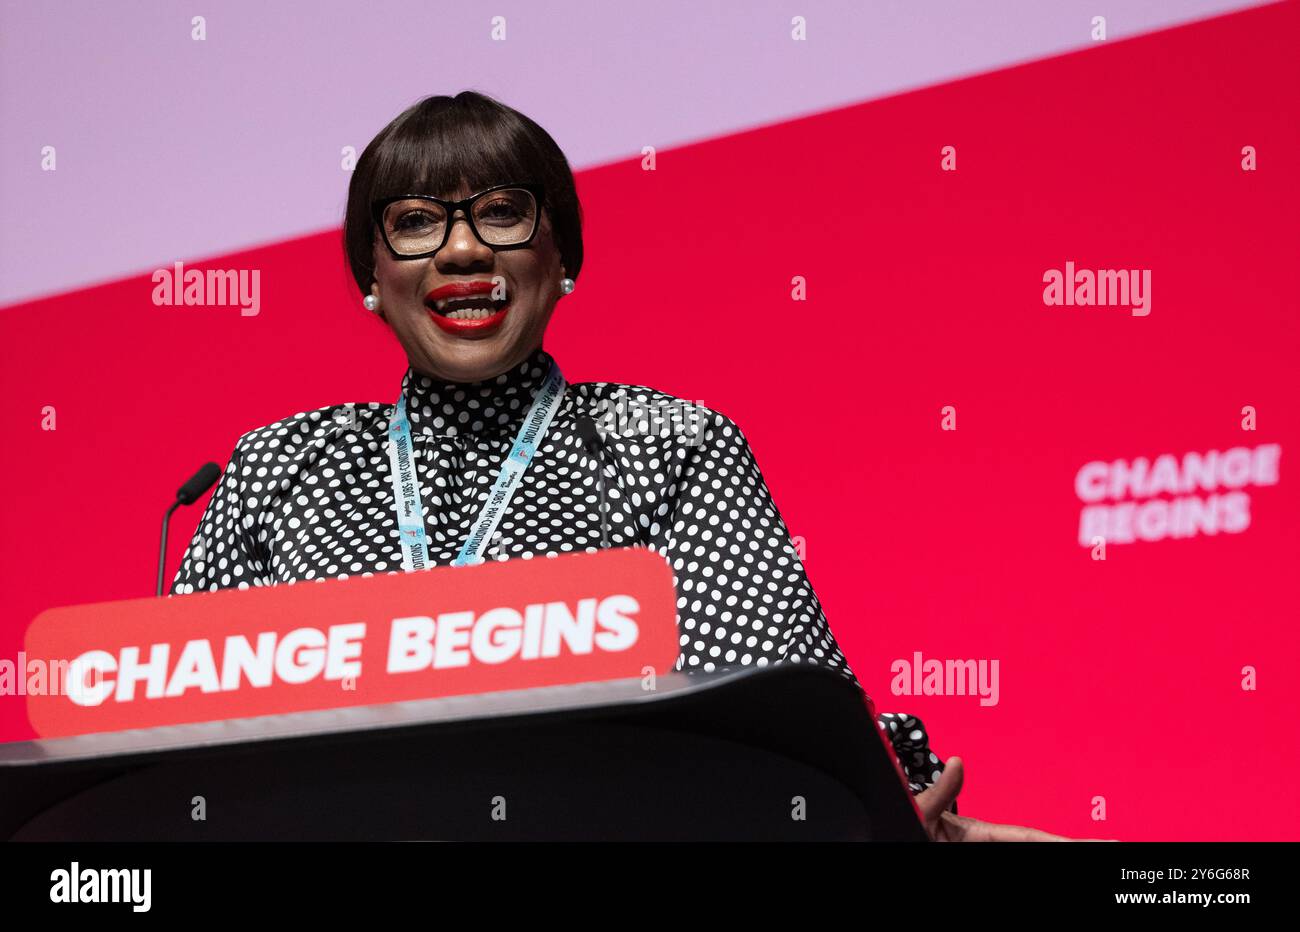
[343,90,584,295]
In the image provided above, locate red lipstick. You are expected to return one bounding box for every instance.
[424,281,510,336]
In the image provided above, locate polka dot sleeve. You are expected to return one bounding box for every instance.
[169,439,271,594]
[650,408,948,794]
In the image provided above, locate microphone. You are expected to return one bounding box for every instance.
[576,415,610,549]
[177,462,222,505]
[157,462,221,596]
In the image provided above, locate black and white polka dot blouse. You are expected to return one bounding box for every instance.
[170,347,947,793]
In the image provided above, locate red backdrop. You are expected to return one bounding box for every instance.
[2,4,1296,839]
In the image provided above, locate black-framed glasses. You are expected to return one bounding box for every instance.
[371,183,545,259]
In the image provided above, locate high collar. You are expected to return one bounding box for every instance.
[398,347,556,438]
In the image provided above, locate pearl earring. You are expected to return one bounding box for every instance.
[363,294,380,312]
[560,277,575,295]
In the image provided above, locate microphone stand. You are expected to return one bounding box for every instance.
[577,416,611,549]
[157,462,222,596]
[157,501,182,597]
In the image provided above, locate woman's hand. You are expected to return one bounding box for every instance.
[913,756,1085,841]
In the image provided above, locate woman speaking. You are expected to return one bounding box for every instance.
[170,90,1066,842]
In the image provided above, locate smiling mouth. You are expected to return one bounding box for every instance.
[425,294,512,334]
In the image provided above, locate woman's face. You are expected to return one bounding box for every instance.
[371,181,566,384]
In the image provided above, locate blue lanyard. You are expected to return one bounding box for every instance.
[386,360,567,570]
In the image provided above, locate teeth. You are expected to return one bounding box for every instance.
[444,306,497,320]
[434,291,505,312]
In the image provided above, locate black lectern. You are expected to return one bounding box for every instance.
[1,665,926,841]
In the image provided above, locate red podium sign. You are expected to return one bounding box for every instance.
[24,548,678,739]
